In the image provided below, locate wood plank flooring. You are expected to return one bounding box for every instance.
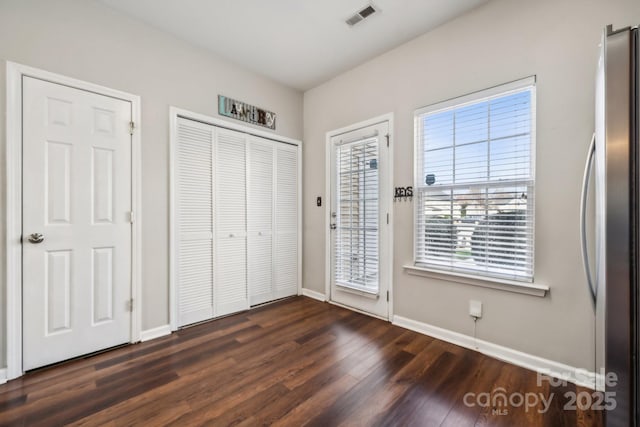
[0,296,602,426]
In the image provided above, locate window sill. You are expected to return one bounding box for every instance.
[402,265,549,297]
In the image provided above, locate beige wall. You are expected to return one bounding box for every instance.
[0,0,303,368]
[303,0,640,369]
[3,0,640,375]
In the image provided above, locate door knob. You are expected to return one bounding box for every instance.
[28,233,44,244]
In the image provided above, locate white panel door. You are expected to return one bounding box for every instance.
[22,77,132,370]
[175,118,214,327]
[274,143,299,299]
[330,121,390,319]
[215,128,249,316]
[247,137,274,306]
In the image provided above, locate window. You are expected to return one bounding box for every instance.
[414,77,535,282]
[334,137,379,292]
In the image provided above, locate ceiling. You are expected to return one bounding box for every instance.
[98,0,487,91]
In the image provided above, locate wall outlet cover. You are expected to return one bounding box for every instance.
[469,300,482,318]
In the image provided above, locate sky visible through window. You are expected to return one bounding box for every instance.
[422,90,531,186]
[416,86,534,281]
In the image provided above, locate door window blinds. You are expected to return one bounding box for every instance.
[414,79,535,282]
[334,137,379,293]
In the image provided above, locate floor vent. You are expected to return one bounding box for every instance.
[346,4,378,27]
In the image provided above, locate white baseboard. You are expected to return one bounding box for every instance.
[595,373,605,392]
[392,315,597,390]
[0,368,7,385]
[140,324,172,342]
[301,288,326,302]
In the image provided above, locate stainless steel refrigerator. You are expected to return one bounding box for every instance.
[582,24,639,426]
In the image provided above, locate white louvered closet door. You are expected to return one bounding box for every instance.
[274,143,299,299]
[215,128,250,316]
[247,137,274,305]
[176,118,214,327]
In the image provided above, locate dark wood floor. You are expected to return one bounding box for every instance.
[0,296,601,426]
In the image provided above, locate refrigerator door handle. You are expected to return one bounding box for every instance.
[580,133,597,309]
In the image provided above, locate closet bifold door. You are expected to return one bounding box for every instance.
[215,128,250,316]
[247,137,274,305]
[176,118,214,327]
[274,143,299,299]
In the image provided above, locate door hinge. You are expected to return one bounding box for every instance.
[386,291,389,302]
[385,134,390,147]
[127,298,134,312]
[387,213,389,224]
[129,211,135,224]
[129,121,136,135]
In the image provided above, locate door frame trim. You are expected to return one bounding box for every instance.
[324,113,394,321]
[5,62,143,380]
[168,106,302,331]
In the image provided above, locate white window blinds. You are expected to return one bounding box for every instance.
[414,78,535,282]
[334,137,379,293]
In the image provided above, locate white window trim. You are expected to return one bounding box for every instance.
[412,76,545,294]
[5,62,143,380]
[403,264,548,297]
[414,76,536,116]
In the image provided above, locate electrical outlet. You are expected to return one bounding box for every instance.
[469,300,482,318]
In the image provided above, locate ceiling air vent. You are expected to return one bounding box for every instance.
[345,4,378,27]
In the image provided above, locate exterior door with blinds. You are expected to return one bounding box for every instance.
[330,120,390,319]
